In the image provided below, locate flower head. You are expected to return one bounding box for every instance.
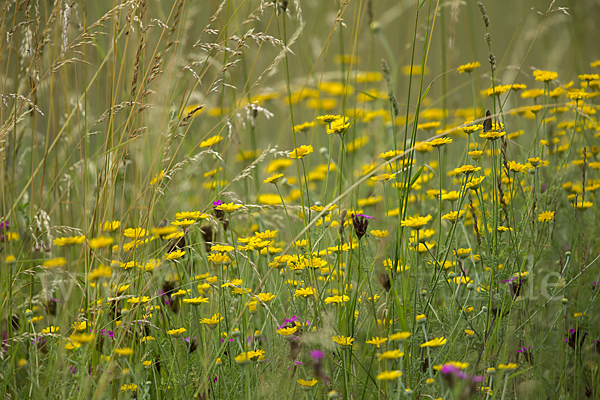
[401,215,432,230]
[366,337,388,348]
[533,70,558,82]
[457,61,481,74]
[376,370,402,380]
[421,337,447,348]
[289,145,314,159]
[538,211,555,222]
[332,335,354,347]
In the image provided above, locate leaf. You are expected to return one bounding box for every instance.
[409,166,425,188]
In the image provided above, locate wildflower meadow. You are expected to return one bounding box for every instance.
[1,0,600,398]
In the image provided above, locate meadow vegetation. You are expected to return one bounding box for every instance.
[1,0,599,398]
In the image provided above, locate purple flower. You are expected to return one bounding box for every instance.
[278,316,299,330]
[99,329,114,338]
[0,220,9,230]
[500,276,518,284]
[213,200,223,206]
[564,327,587,349]
[310,350,325,360]
[441,364,468,379]
[357,214,374,219]
[352,214,370,240]
[516,345,534,364]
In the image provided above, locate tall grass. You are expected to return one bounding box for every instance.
[1,0,599,399]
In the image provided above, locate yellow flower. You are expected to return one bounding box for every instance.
[167,327,187,336]
[88,265,112,281]
[114,347,134,356]
[378,149,402,160]
[356,71,382,82]
[457,61,481,73]
[207,252,232,264]
[580,73,600,81]
[389,331,411,341]
[521,89,545,99]
[462,123,483,134]
[317,114,341,123]
[420,337,447,348]
[371,173,396,182]
[401,215,432,230]
[498,363,518,371]
[567,90,590,101]
[464,329,475,337]
[572,200,593,209]
[41,326,59,334]
[449,276,472,284]
[294,287,316,298]
[402,65,429,75]
[288,145,314,159]
[294,121,315,133]
[53,236,86,246]
[326,117,351,135]
[453,165,481,175]
[165,250,186,260]
[465,176,485,190]
[376,370,403,380]
[434,361,469,371]
[216,202,243,213]
[175,211,207,220]
[454,248,472,258]
[257,194,282,205]
[70,333,95,343]
[127,296,151,304]
[264,174,284,184]
[89,236,114,249]
[538,211,554,222]
[150,170,166,185]
[441,210,465,222]
[480,130,506,141]
[376,350,405,360]
[370,230,389,238]
[332,335,354,346]
[533,70,558,82]
[256,292,276,303]
[43,257,66,269]
[199,135,223,148]
[324,295,350,304]
[234,352,251,365]
[366,337,388,348]
[297,378,318,387]
[124,227,149,239]
[428,137,452,147]
[182,297,209,306]
[102,220,120,232]
[508,161,527,172]
[171,219,196,227]
[417,121,441,131]
[482,85,511,97]
[277,326,298,336]
[200,313,223,328]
